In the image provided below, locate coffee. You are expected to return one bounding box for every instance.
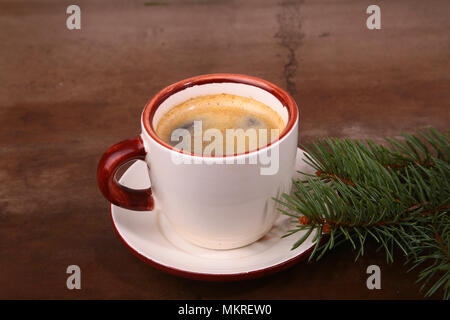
[155,94,285,155]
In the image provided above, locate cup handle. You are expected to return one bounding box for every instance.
[97,136,154,211]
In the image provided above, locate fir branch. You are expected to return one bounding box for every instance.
[406,211,450,299]
[277,128,450,299]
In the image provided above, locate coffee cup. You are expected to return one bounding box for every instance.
[97,74,299,249]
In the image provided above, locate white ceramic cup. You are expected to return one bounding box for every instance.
[98,74,299,249]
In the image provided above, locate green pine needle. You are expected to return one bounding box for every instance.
[277,128,450,299]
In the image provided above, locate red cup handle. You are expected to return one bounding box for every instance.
[97,136,154,211]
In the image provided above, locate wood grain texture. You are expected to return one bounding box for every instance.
[0,0,448,299]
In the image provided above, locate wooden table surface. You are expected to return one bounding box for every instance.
[1,0,448,299]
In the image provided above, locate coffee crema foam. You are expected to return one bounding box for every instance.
[155,94,286,156]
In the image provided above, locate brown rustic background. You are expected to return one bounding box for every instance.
[0,0,449,299]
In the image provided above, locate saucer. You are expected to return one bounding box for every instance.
[110,148,317,281]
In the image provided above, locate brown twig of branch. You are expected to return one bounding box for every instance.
[383,160,434,170]
[315,171,355,186]
[431,225,450,263]
[315,158,435,188]
[298,203,450,232]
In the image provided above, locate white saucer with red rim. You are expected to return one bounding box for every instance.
[110,148,317,281]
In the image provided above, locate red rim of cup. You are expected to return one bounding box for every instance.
[141,73,299,157]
